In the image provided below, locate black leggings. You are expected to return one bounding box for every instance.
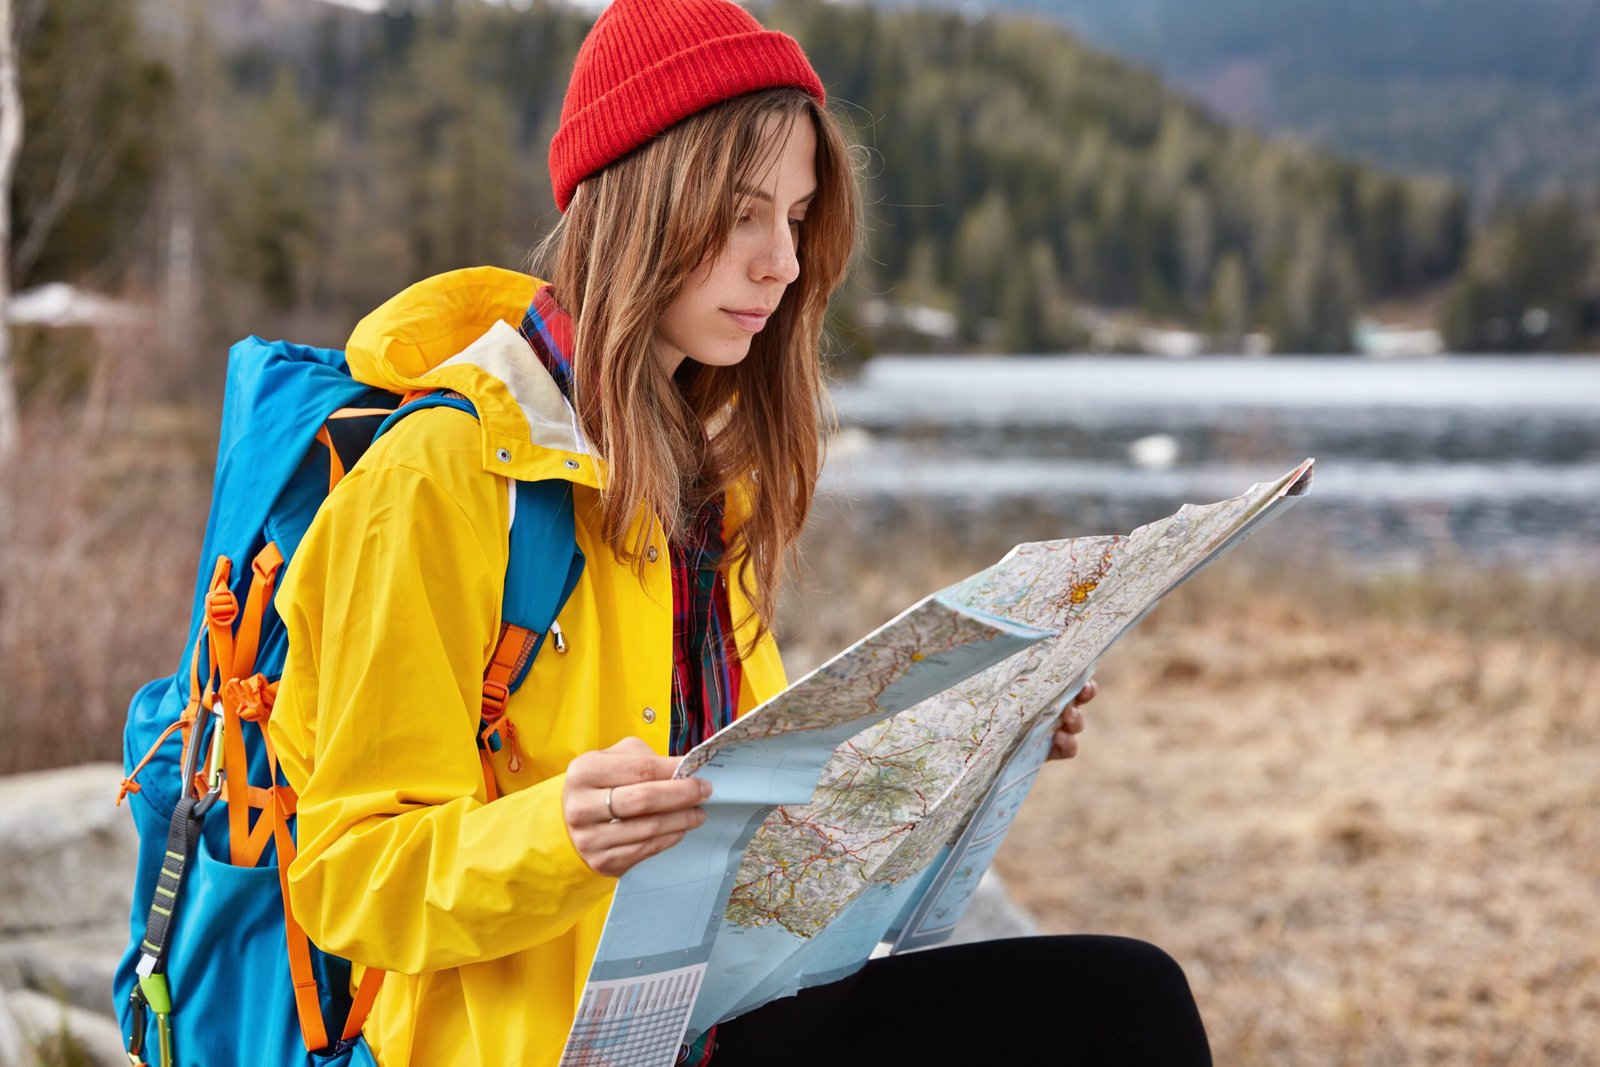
[710,935,1212,1065]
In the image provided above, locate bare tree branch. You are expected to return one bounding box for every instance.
[12,97,95,282]
[0,0,25,458]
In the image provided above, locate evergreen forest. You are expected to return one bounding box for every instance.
[14,0,1600,367]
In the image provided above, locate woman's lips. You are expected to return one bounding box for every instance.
[724,309,770,332]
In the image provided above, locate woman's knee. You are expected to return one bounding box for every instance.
[1105,936,1192,990]
[1020,935,1202,1017]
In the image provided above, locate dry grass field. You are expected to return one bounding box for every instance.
[0,401,211,775]
[784,505,1600,1067]
[1004,589,1599,1066]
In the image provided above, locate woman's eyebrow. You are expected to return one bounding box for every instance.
[736,184,818,205]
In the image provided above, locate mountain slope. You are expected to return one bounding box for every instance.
[887,0,1600,201]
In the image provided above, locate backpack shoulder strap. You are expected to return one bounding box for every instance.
[477,478,586,784]
[372,389,478,440]
[375,390,587,791]
[504,478,587,686]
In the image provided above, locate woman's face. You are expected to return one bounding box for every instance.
[653,112,818,377]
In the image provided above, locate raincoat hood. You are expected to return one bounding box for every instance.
[345,265,604,489]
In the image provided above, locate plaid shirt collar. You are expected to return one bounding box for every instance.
[518,285,578,403]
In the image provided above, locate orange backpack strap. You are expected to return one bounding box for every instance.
[259,706,384,1054]
[185,544,285,866]
[479,624,538,779]
[268,774,329,1051]
[341,967,386,1044]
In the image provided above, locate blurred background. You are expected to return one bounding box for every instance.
[1,0,1596,1063]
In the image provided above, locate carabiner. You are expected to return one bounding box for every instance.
[153,1009,175,1067]
[192,699,227,818]
[136,973,176,1067]
[125,985,148,1065]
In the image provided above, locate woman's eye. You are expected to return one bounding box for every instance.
[789,218,804,230]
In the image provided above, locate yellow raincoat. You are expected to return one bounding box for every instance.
[269,267,789,1066]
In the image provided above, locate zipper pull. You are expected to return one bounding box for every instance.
[550,620,568,654]
[503,720,525,774]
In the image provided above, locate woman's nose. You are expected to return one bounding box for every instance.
[756,223,800,285]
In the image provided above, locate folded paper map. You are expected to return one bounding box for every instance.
[559,459,1315,1067]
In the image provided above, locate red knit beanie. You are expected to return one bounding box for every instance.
[548,0,826,213]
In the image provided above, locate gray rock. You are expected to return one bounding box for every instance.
[0,928,125,1018]
[0,765,136,938]
[8,989,127,1067]
[944,870,1040,945]
[0,987,29,1067]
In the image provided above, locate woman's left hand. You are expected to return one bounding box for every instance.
[1047,678,1097,761]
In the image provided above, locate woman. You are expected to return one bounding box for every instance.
[270,1,1210,1064]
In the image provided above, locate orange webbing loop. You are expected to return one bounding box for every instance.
[219,672,275,866]
[239,778,297,869]
[262,726,331,1053]
[117,719,184,806]
[173,628,210,798]
[196,556,239,845]
[232,543,284,682]
[237,783,293,873]
[340,967,386,1044]
[262,721,383,1052]
[479,749,500,803]
[239,803,275,868]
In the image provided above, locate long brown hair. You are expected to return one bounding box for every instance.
[529,88,861,642]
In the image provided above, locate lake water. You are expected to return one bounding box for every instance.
[819,356,1600,573]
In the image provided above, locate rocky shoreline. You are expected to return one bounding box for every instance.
[0,765,133,1066]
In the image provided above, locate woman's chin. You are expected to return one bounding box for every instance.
[689,341,755,370]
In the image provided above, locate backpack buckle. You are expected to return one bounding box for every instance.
[205,588,238,628]
[480,680,509,722]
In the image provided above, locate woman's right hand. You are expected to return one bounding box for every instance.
[563,736,711,877]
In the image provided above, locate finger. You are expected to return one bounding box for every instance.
[1049,728,1078,760]
[1050,705,1083,735]
[568,746,683,789]
[591,830,690,877]
[1073,679,1098,706]
[569,806,705,858]
[594,806,707,847]
[593,778,710,823]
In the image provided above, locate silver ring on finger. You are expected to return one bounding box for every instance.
[605,786,621,823]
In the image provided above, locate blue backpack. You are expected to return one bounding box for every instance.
[113,331,585,1067]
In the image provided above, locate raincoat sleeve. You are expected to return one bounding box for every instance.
[269,410,612,975]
